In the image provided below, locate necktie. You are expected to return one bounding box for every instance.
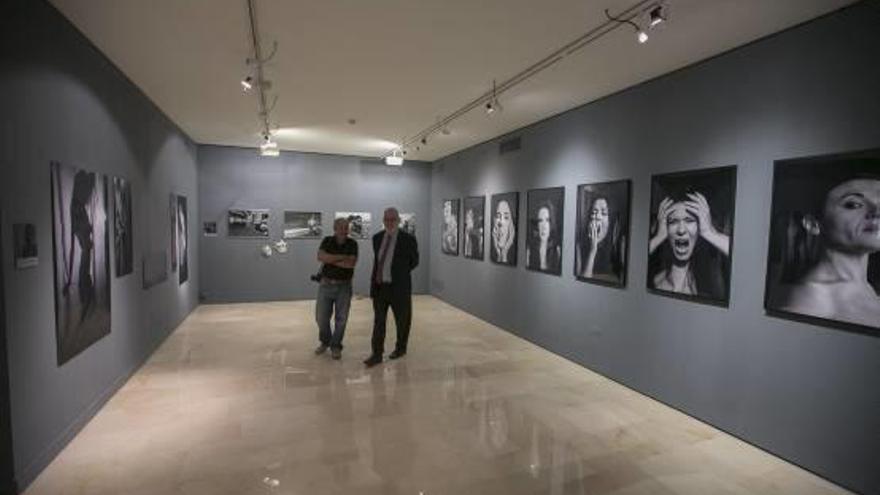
[374,234,391,284]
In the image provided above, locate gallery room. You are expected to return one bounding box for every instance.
[1,0,878,494]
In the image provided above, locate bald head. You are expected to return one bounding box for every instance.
[383,207,400,232]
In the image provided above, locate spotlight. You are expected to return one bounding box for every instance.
[241,76,254,92]
[637,30,649,43]
[420,137,427,145]
[260,135,279,157]
[385,148,404,166]
[605,9,649,45]
[649,5,666,27]
[485,101,495,114]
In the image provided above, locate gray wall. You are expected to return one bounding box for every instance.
[0,0,200,489]
[430,3,880,494]
[0,220,14,495]
[198,145,431,302]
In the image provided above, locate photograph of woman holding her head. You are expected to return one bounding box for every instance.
[526,187,564,276]
[463,196,485,260]
[441,199,460,256]
[765,153,880,332]
[648,166,736,304]
[490,192,518,266]
[575,180,630,286]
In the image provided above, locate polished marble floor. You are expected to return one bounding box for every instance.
[25,296,849,495]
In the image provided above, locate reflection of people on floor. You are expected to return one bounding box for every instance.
[368,362,416,488]
[68,170,96,322]
[649,192,729,297]
[776,177,880,327]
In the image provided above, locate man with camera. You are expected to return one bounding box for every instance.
[314,217,358,360]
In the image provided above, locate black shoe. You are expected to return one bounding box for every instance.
[363,354,383,367]
[388,349,406,360]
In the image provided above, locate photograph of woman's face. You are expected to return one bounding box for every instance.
[589,198,610,243]
[465,209,475,230]
[537,206,551,241]
[820,179,880,253]
[443,201,453,219]
[666,203,698,262]
[495,201,512,237]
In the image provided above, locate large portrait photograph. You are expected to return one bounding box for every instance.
[283,211,322,239]
[441,199,460,256]
[400,212,416,236]
[228,208,270,238]
[463,196,485,260]
[575,180,630,287]
[490,192,518,266]
[765,151,880,334]
[50,161,111,366]
[170,193,178,272]
[526,187,564,276]
[113,176,133,277]
[178,195,188,285]
[335,211,371,239]
[647,166,736,305]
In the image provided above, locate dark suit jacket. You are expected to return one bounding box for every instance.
[370,229,419,298]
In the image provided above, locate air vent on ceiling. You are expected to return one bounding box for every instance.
[499,136,522,154]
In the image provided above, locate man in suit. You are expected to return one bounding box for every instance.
[364,207,419,367]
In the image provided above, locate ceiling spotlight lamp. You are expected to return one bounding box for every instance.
[486,79,502,115]
[385,148,404,166]
[241,76,254,92]
[648,4,667,27]
[260,135,279,157]
[420,137,428,145]
[605,8,648,44]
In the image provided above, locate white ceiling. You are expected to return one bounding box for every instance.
[49,0,856,162]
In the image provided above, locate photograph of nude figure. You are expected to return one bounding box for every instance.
[647,166,736,306]
[765,150,880,334]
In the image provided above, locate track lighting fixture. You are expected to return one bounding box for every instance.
[605,8,648,44]
[381,0,662,164]
[420,137,427,145]
[241,76,254,92]
[385,148,404,166]
[649,4,667,27]
[260,135,279,157]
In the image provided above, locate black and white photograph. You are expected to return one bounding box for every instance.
[50,161,111,366]
[203,221,218,237]
[178,195,188,285]
[283,211,323,239]
[170,193,178,272]
[765,151,880,333]
[13,223,38,269]
[441,199,460,256]
[112,176,133,277]
[400,212,416,236]
[648,166,736,305]
[575,180,631,287]
[463,196,485,260]
[526,187,564,275]
[490,192,519,266]
[335,211,371,239]
[228,208,270,238]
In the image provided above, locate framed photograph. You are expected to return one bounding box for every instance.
[283,211,323,239]
[489,192,519,266]
[170,193,178,272]
[112,176,133,277]
[13,223,38,269]
[228,208,270,238]
[203,221,218,237]
[400,213,416,236]
[50,161,111,366]
[463,196,485,260]
[441,199,460,256]
[526,187,564,275]
[335,212,371,239]
[647,166,737,306]
[765,150,880,334]
[575,180,631,287]
[177,195,188,285]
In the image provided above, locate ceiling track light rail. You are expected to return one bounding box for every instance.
[385,0,662,162]
[244,0,280,156]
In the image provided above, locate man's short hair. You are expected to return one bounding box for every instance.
[334,217,349,228]
[384,207,400,219]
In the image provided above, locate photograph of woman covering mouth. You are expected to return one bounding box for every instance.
[648,166,737,305]
[765,152,880,333]
[575,180,631,287]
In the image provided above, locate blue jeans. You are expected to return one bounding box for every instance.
[315,281,352,350]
